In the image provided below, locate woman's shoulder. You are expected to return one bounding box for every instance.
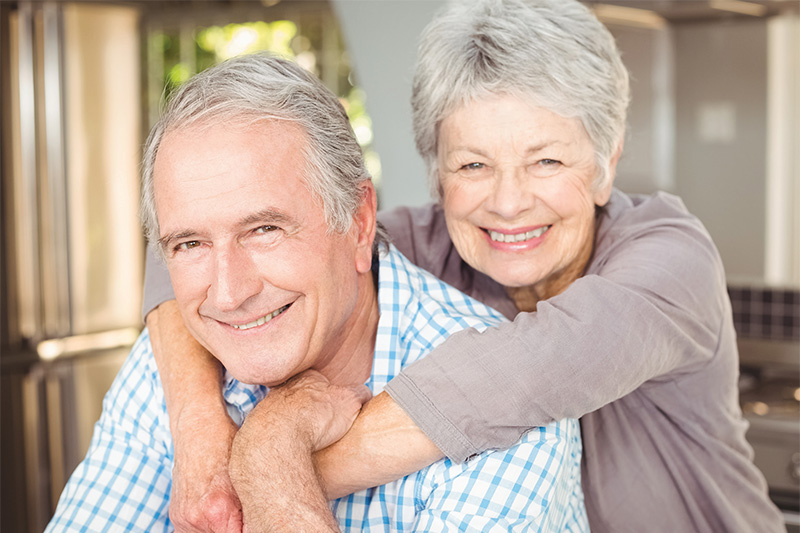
[597,189,715,253]
[592,188,728,306]
[603,188,698,225]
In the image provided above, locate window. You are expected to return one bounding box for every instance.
[143,2,381,186]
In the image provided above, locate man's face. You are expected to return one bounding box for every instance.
[153,120,374,386]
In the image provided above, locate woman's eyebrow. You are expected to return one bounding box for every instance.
[524,140,571,153]
[448,140,568,156]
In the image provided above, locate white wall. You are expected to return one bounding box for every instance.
[331,0,445,210]
[674,19,769,282]
[610,24,675,194]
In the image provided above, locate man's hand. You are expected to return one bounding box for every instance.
[229,370,371,531]
[254,370,374,451]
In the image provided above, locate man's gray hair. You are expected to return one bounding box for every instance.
[141,52,381,249]
[412,0,630,197]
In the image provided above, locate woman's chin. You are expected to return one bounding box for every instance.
[483,268,546,290]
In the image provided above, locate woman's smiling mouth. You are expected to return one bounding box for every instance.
[485,225,551,243]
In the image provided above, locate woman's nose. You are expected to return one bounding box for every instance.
[485,167,531,220]
[209,246,263,312]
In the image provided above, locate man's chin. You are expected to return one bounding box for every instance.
[212,352,295,388]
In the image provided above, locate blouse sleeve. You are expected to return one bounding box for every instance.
[141,243,176,322]
[384,192,730,462]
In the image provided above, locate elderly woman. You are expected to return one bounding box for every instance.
[142,0,783,531]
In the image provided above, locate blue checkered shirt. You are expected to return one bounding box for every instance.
[46,245,587,532]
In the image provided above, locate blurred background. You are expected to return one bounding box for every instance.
[1,0,798,531]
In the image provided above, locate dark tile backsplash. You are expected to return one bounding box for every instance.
[727,286,800,342]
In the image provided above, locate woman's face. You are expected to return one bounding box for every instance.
[437,94,616,291]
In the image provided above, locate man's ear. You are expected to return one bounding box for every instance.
[353,181,378,274]
[593,139,624,207]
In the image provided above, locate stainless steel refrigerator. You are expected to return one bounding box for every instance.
[2,2,144,531]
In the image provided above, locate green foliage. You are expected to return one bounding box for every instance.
[147,16,381,184]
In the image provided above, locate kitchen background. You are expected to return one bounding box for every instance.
[1,0,798,531]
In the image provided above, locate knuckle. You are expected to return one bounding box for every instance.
[204,492,235,522]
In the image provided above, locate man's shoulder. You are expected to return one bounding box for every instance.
[92,329,172,450]
[377,203,452,272]
[378,244,506,333]
[121,329,159,380]
[370,246,506,378]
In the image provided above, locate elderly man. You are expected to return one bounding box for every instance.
[46,53,586,532]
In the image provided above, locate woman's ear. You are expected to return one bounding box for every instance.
[593,139,624,207]
[353,181,378,274]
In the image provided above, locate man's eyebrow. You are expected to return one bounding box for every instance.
[157,209,296,252]
[239,208,295,227]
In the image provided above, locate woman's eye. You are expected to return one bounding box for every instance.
[539,159,561,166]
[460,162,485,171]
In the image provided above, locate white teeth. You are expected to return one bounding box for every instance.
[488,226,550,243]
[231,304,289,330]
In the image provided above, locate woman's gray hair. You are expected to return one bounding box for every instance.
[141,52,384,250]
[412,0,630,197]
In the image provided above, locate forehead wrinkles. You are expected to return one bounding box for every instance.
[155,119,313,222]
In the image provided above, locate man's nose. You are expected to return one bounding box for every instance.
[486,167,533,220]
[209,246,263,312]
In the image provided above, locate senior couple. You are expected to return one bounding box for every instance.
[48,0,782,531]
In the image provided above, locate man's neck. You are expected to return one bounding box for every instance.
[311,270,379,387]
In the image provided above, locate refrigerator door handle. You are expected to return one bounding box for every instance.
[14,1,43,343]
[42,2,71,339]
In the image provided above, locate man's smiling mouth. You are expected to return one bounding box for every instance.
[229,304,291,330]
[486,225,550,243]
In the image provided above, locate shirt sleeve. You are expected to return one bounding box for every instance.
[413,418,586,531]
[385,194,729,462]
[45,331,174,532]
[142,243,176,322]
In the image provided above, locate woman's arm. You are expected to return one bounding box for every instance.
[384,193,729,461]
[314,390,443,499]
[147,301,243,532]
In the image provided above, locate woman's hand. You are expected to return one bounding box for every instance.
[169,411,242,533]
[147,300,242,532]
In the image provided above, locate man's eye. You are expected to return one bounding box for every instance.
[175,241,200,252]
[254,225,278,234]
[460,162,485,171]
[539,159,561,166]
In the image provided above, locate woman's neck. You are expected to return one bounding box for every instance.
[505,220,596,313]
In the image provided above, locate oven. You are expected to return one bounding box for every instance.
[739,338,800,532]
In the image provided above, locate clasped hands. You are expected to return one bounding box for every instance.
[168,370,371,533]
